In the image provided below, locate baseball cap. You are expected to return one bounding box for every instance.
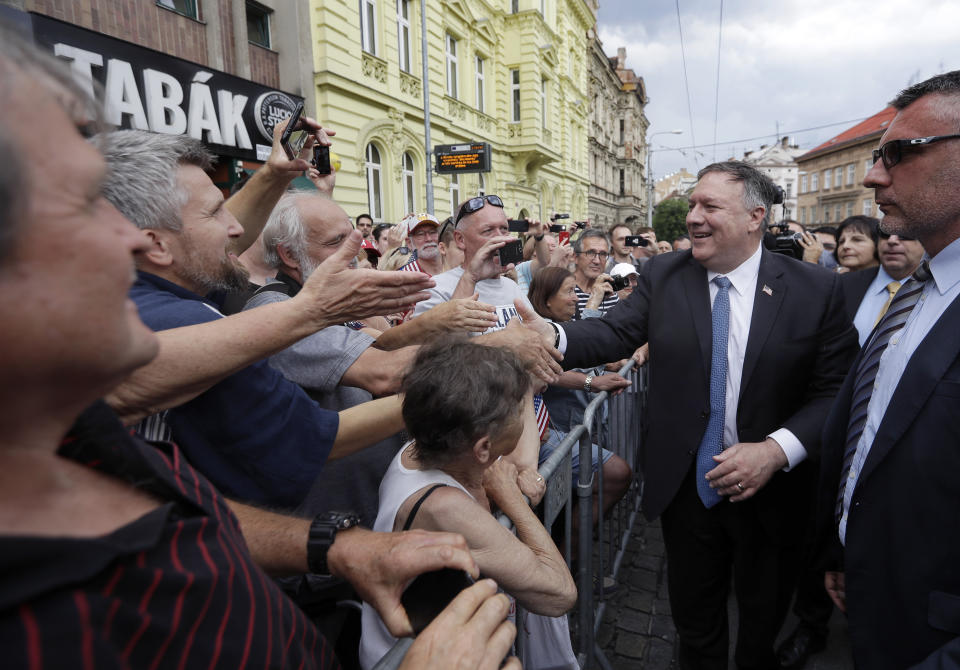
[360,238,381,257]
[610,262,638,279]
[400,212,440,237]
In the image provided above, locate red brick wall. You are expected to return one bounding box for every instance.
[26,0,207,65]
[248,43,279,88]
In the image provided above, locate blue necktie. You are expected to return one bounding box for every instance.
[696,276,731,508]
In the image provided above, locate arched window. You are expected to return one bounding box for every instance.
[365,143,383,221]
[402,152,416,214]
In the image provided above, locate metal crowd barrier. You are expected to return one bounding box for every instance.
[373,360,648,670]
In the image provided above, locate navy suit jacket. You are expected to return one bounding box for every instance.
[819,290,960,669]
[840,266,881,323]
[561,248,858,536]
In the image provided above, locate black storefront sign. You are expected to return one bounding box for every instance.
[18,11,303,163]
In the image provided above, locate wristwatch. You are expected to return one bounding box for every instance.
[307,511,363,575]
[584,373,595,393]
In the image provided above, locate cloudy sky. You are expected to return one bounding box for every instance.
[596,0,960,179]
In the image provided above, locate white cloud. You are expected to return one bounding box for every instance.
[598,0,960,176]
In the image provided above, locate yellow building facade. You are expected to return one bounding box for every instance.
[309,0,595,223]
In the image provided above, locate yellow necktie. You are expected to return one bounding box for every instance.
[873,281,902,327]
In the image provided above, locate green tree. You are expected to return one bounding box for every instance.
[652,198,689,243]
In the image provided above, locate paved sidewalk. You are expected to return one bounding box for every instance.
[596,516,854,670]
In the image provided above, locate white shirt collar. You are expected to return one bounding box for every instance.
[706,243,763,296]
[927,235,960,296]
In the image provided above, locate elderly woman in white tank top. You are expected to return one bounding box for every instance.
[359,338,577,669]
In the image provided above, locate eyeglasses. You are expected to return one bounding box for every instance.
[578,250,610,261]
[872,134,960,169]
[438,217,454,241]
[878,230,917,242]
[455,195,505,224]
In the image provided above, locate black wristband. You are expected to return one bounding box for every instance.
[534,234,545,241]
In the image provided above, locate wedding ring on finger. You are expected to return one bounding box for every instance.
[736,482,745,492]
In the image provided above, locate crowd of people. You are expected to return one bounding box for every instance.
[3,18,960,670]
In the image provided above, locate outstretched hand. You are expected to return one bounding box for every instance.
[419,293,498,334]
[296,230,434,328]
[268,115,334,177]
[327,527,479,638]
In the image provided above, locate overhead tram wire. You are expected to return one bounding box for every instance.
[712,0,723,163]
[663,115,872,153]
[675,0,699,169]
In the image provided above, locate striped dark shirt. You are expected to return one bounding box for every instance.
[574,284,619,319]
[0,401,338,670]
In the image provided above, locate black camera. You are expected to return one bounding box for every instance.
[497,239,524,266]
[764,222,803,260]
[610,274,631,291]
[550,213,570,222]
[401,568,475,634]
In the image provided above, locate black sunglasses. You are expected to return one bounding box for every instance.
[872,134,960,169]
[878,230,917,241]
[437,217,454,241]
[455,195,504,224]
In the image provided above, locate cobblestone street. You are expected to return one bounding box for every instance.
[596,516,854,670]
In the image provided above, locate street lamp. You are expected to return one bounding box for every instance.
[646,129,684,228]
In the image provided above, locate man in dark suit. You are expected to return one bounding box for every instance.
[841,231,926,343]
[521,162,858,668]
[819,71,960,669]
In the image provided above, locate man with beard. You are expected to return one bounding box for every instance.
[100,130,432,511]
[399,212,443,276]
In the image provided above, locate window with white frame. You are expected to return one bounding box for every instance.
[824,208,831,223]
[799,207,806,225]
[863,198,872,216]
[449,174,460,214]
[823,169,832,190]
[834,166,842,188]
[847,163,856,186]
[510,69,520,122]
[477,173,485,197]
[800,174,807,193]
[511,0,518,13]
[359,0,377,55]
[475,56,484,113]
[785,181,793,199]
[365,143,383,221]
[541,78,547,129]
[846,201,854,218]
[865,157,873,176]
[445,34,458,98]
[835,204,842,221]
[811,172,819,191]
[402,152,416,214]
[541,0,545,16]
[397,0,411,73]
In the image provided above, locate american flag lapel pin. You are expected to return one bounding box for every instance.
[762,285,773,296]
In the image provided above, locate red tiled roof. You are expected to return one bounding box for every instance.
[800,107,897,158]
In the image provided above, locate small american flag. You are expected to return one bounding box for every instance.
[762,284,773,296]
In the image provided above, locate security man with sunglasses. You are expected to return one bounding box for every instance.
[818,71,960,669]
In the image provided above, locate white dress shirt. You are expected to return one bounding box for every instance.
[839,237,960,545]
[557,243,805,469]
[852,266,908,346]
